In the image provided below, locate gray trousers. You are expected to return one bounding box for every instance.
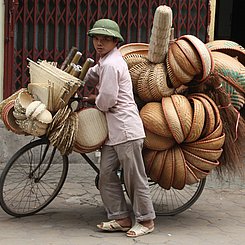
[98,139,156,222]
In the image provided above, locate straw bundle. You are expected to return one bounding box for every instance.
[148,5,173,63]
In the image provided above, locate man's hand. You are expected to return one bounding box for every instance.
[83,94,97,104]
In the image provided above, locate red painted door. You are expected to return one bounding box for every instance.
[3,0,211,98]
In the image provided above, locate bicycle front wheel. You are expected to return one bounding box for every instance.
[0,138,68,217]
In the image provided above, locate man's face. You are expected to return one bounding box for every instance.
[92,35,118,57]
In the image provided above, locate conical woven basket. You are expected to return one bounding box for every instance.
[74,108,108,153]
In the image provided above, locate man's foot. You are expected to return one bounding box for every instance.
[97,217,132,232]
[126,220,154,237]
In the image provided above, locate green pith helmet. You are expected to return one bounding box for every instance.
[88,19,124,42]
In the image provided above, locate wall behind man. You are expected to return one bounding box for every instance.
[0,0,4,101]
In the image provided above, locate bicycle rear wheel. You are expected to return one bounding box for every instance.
[149,178,206,216]
[0,138,68,217]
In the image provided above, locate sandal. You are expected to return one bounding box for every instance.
[126,223,154,237]
[97,220,131,232]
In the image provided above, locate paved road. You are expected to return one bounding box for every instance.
[0,153,244,245]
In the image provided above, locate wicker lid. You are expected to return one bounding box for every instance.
[144,128,176,151]
[182,149,220,171]
[182,145,223,162]
[119,43,149,57]
[184,132,225,150]
[172,146,186,190]
[158,149,174,189]
[162,96,185,143]
[185,164,199,185]
[171,94,193,139]
[140,102,173,138]
[179,35,213,82]
[185,97,205,143]
[142,148,158,175]
[148,150,168,183]
[186,161,209,180]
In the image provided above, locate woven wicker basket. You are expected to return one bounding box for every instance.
[206,40,245,66]
[183,149,220,171]
[1,100,25,135]
[119,43,149,57]
[74,108,108,153]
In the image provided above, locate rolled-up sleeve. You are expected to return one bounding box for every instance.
[95,65,119,112]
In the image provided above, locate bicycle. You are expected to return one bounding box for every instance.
[0,133,206,218]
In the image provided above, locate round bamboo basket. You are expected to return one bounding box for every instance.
[119,43,149,57]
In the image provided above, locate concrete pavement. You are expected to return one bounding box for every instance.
[0,122,245,245]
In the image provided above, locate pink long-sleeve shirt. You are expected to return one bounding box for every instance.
[84,47,145,145]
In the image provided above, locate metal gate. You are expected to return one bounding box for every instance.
[4,0,211,98]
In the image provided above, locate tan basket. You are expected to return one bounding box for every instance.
[123,54,149,69]
[182,145,223,161]
[185,164,199,185]
[140,102,173,138]
[201,120,223,141]
[179,35,213,82]
[172,146,186,190]
[119,43,149,57]
[162,97,185,143]
[171,94,193,139]
[189,95,216,137]
[137,65,154,102]
[184,132,225,150]
[206,40,245,66]
[74,108,108,153]
[144,129,176,151]
[1,100,25,135]
[148,150,168,183]
[186,161,209,180]
[182,149,220,171]
[158,149,174,190]
[0,88,27,119]
[185,97,205,143]
[143,148,158,175]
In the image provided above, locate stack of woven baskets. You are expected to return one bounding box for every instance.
[0,56,108,156]
[119,5,245,189]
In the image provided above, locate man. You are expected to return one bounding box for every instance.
[83,19,155,238]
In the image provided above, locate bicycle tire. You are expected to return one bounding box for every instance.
[149,178,206,216]
[0,138,69,217]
